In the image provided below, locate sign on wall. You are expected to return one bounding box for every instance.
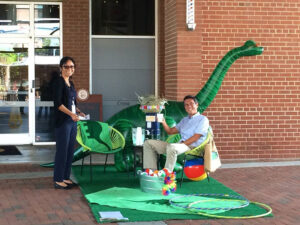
[186,0,196,30]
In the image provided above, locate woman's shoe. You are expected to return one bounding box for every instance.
[54,182,71,190]
[66,182,78,188]
[63,180,78,188]
[64,182,78,188]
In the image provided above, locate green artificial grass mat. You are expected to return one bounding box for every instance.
[72,165,272,223]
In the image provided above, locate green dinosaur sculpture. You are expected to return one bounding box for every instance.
[110,40,264,171]
[41,40,263,170]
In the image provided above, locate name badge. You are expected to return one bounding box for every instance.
[72,101,76,114]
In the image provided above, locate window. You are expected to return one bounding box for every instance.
[92,0,154,35]
[34,4,60,37]
[0,4,30,34]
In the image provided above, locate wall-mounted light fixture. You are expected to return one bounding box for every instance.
[186,0,196,31]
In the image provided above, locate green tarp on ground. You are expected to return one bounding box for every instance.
[85,187,238,214]
[72,165,272,223]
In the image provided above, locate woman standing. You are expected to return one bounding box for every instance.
[53,56,85,189]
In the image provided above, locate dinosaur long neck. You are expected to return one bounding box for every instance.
[196,45,247,113]
[165,45,249,119]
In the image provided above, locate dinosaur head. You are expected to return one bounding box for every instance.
[239,40,264,56]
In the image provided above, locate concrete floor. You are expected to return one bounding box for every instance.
[0,145,115,165]
[1,144,299,168]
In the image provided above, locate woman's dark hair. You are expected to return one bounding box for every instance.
[59,56,76,68]
[183,95,198,104]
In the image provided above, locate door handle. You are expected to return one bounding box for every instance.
[31,80,35,93]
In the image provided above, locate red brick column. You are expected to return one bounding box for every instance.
[163,0,204,101]
[158,0,165,97]
[164,0,178,101]
[62,0,89,91]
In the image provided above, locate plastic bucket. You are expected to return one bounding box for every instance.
[139,173,164,194]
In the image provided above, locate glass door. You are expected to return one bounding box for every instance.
[0,2,33,144]
[0,2,61,144]
[34,3,61,143]
[0,39,33,144]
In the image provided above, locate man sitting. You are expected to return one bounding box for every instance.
[143,95,209,172]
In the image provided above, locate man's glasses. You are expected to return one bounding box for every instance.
[63,65,75,70]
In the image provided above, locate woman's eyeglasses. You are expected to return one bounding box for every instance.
[63,65,75,70]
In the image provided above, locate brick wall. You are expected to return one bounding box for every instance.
[158,0,165,96]
[164,0,179,100]
[62,0,89,91]
[162,0,300,160]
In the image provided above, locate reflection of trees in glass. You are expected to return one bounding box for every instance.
[35,38,59,56]
[0,53,17,64]
[0,67,5,92]
[0,53,27,64]
[43,38,51,46]
[10,67,21,86]
[35,48,60,56]
[0,53,27,93]
[11,66,28,86]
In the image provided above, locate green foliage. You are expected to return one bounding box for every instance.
[0,53,17,64]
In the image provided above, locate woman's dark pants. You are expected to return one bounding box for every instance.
[53,119,77,182]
